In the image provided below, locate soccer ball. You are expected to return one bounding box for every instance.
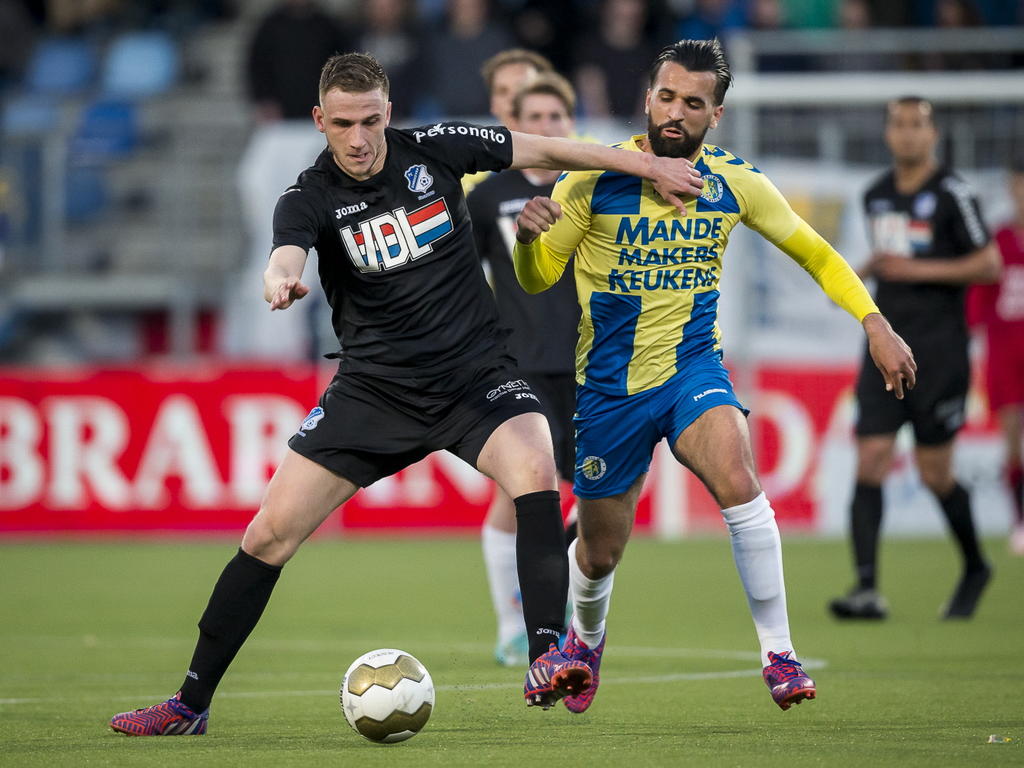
[339,648,434,743]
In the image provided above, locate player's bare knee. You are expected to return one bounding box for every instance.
[856,440,893,484]
[516,451,559,493]
[242,512,298,565]
[919,468,955,497]
[713,469,761,509]
[580,542,622,579]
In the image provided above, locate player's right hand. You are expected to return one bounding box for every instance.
[269,278,310,310]
[515,196,562,245]
[650,155,704,215]
[863,313,917,399]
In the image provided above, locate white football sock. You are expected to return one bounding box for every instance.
[482,524,525,644]
[720,492,795,666]
[568,538,614,649]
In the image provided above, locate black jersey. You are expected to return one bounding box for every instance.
[272,122,514,375]
[467,170,579,374]
[863,166,990,346]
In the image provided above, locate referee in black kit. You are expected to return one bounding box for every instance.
[829,97,1001,621]
[109,52,705,735]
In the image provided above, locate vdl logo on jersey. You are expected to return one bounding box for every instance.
[404,164,434,194]
[339,198,453,273]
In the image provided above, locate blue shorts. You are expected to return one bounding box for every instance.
[573,355,747,499]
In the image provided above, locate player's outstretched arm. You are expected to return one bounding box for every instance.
[863,313,917,399]
[264,245,311,310]
[508,131,703,214]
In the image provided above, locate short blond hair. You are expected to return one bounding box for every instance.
[480,48,553,92]
[511,72,576,119]
[319,52,389,101]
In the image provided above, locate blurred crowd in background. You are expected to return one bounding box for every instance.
[2,0,1023,123]
[0,0,1022,364]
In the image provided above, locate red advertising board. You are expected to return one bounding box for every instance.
[0,365,590,534]
[0,361,996,535]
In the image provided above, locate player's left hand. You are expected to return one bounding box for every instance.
[649,155,703,215]
[863,313,917,399]
[515,196,562,245]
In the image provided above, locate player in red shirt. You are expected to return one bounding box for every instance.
[968,161,1024,554]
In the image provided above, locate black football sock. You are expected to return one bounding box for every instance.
[937,483,986,571]
[178,548,282,712]
[850,483,883,591]
[514,490,569,663]
[564,519,579,548]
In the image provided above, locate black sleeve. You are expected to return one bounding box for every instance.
[941,176,990,255]
[271,186,322,253]
[410,122,514,177]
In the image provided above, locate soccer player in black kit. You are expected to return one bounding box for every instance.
[468,72,580,666]
[829,97,1001,621]
[109,52,704,735]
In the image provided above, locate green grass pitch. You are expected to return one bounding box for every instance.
[1,535,1022,766]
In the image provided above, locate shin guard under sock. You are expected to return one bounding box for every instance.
[514,490,569,662]
[179,548,282,712]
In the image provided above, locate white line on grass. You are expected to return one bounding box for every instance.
[0,647,826,706]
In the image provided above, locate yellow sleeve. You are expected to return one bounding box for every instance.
[736,168,802,245]
[777,219,880,321]
[512,171,594,293]
[734,167,878,321]
[513,237,570,293]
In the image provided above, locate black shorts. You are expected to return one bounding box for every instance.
[524,371,576,483]
[854,342,968,445]
[288,356,546,487]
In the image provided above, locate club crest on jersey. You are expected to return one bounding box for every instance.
[914,191,937,219]
[404,164,434,194]
[339,197,453,272]
[700,174,725,203]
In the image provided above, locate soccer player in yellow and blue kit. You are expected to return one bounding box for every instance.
[513,39,918,713]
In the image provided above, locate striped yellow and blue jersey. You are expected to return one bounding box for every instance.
[514,136,878,396]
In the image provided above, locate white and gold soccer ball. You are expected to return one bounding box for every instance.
[340,648,434,743]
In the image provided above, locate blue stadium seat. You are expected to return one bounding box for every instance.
[64,161,109,223]
[71,99,139,160]
[24,38,98,96]
[1,95,59,137]
[100,31,180,99]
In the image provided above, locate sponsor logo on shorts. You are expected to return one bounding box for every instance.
[297,406,325,436]
[693,387,728,402]
[487,379,531,402]
[935,395,966,432]
[579,455,607,481]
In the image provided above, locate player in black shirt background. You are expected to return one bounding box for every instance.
[468,72,580,667]
[109,52,705,735]
[829,97,1001,621]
